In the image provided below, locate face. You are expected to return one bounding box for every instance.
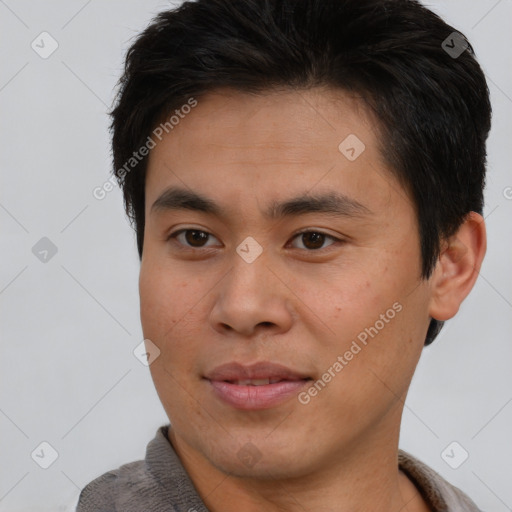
[139,87,433,479]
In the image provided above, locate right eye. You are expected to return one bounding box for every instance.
[167,229,222,250]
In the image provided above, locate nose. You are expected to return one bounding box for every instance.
[209,253,294,338]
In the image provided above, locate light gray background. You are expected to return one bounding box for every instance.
[1,1,511,510]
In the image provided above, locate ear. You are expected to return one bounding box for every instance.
[428,212,487,321]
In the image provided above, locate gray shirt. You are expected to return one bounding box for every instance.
[76,425,482,511]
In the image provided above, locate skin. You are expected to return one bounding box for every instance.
[139,87,486,512]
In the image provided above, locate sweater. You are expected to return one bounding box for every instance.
[76,425,482,512]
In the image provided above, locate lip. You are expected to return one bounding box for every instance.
[205,361,311,381]
[204,361,312,410]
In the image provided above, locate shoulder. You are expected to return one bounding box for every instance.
[76,459,153,511]
[398,450,483,511]
[75,425,208,512]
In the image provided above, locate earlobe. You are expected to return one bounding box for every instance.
[428,212,487,322]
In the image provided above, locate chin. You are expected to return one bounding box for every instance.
[191,430,322,480]
[209,448,313,480]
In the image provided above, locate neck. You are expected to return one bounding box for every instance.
[168,424,430,512]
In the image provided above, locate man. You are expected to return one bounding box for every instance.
[77,0,490,510]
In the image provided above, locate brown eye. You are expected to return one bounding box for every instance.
[301,232,325,249]
[168,229,220,249]
[290,230,340,251]
[184,230,209,247]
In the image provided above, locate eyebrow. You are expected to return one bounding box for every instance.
[150,186,372,220]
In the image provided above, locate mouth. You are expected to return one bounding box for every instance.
[223,378,296,386]
[204,362,313,410]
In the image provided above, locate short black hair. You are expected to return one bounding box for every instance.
[110,0,491,345]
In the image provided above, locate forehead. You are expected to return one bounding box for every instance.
[151,87,379,160]
[144,87,409,221]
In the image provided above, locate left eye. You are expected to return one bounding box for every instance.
[289,230,340,250]
[168,229,341,251]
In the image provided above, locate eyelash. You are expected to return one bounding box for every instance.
[166,228,344,252]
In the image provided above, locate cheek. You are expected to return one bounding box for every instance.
[139,264,172,337]
[337,280,429,395]
[318,263,395,339]
[306,295,426,436]
[139,260,211,373]
[139,259,197,335]
[317,244,426,368]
